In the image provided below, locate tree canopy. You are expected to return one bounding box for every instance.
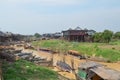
[102,30,113,43]
[34,33,41,38]
[92,30,113,43]
[92,32,102,42]
[114,32,120,39]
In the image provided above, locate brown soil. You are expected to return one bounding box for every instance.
[98,44,120,50]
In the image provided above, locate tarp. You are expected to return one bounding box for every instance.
[78,69,86,79]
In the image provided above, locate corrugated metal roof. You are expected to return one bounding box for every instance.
[78,61,120,79]
[75,27,82,30]
[90,67,120,80]
[78,61,103,69]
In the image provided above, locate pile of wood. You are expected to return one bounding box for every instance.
[0,48,21,62]
[15,44,24,47]
[24,45,34,49]
[27,55,51,66]
[31,55,47,62]
[15,52,48,65]
[24,43,34,49]
[0,47,51,66]
[15,52,32,57]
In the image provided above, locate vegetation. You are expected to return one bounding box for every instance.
[32,39,120,62]
[92,30,113,43]
[2,59,58,80]
[92,32,102,42]
[34,33,41,38]
[113,32,120,39]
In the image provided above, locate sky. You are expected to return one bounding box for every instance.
[0,0,120,35]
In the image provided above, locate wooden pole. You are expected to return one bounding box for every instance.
[71,56,79,80]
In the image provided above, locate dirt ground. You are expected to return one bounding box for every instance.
[17,47,120,80]
[98,44,120,50]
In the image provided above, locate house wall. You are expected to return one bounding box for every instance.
[62,29,95,42]
[63,30,88,42]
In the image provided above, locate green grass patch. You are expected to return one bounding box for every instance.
[2,60,58,80]
[109,39,120,45]
[32,39,120,62]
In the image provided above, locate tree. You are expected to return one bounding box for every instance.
[92,32,102,42]
[102,30,113,43]
[114,32,120,39]
[34,33,41,38]
[92,30,113,43]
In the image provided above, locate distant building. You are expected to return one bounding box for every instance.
[42,32,62,39]
[53,32,62,39]
[87,30,96,36]
[42,33,53,38]
[62,27,96,42]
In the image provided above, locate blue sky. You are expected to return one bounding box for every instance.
[0,0,120,34]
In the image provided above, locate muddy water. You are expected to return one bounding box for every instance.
[20,48,120,79]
